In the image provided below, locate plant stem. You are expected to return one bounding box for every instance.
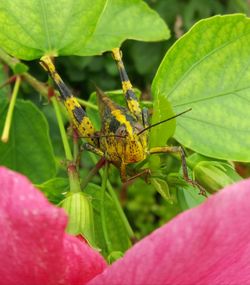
[72,128,79,163]
[106,180,134,239]
[89,152,134,239]
[51,96,81,193]
[0,48,21,70]
[22,72,49,97]
[100,162,112,253]
[81,157,106,189]
[78,98,98,110]
[51,96,73,161]
[1,76,21,143]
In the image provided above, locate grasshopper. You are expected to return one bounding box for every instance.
[40,48,205,195]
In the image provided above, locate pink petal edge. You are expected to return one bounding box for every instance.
[0,167,106,285]
[88,179,250,285]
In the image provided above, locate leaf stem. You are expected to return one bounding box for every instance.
[0,48,22,71]
[106,180,134,239]
[81,157,106,189]
[51,96,73,161]
[1,76,21,143]
[77,98,98,110]
[100,162,112,253]
[89,153,134,238]
[51,96,81,193]
[22,72,49,97]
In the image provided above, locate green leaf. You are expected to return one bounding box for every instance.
[0,99,57,183]
[150,177,173,203]
[149,95,175,148]
[85,183,131,256]
[0,0,169,60]
[36,177,68,204]
[0,63,10,96]
[177,184,207,210]
[107,251,124,264]
[13,63,29,74]
[152,14,250,162]
[82,0,170,56]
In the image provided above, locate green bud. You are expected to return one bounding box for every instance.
[61,192,97,248]
[151,177,173,203]
[107,251,124,264]
[194,161,242,193]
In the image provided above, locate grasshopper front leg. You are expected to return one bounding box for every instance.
[149,146,207,196]
[83,143,104,157]
[119,161,150,183]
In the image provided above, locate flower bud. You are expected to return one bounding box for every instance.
[107,251,124,264]
[193,161,241,193]
[61,192,97,248]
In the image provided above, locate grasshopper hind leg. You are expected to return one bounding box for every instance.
[112,48,142,122]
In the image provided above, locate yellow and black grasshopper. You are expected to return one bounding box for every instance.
[40,48,205,195]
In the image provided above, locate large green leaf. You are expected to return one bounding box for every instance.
[0,99,57,183]
[0,0,169,60]
[149,95,175,148]
[152,14,250,162]
[0,63,10,96]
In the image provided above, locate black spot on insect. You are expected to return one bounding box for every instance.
[73,106,86,124]
[125,113,136,125]
[109,116,121,133]
[119,67,129,82]
[125,90,137,101]
[57,82,71,100]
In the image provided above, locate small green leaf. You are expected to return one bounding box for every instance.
[0,0,169,60]
[0,99,57,183]
[85,183,131,256]
[107,251,124,264]
[36,177,69,204]
[152,14,250,162]
[177,184,207,210]
[151,177,173,203]
[13,62,29,74]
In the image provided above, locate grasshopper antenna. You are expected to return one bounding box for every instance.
[137,108,192,136]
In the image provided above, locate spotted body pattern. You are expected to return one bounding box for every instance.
[40,49,206,194]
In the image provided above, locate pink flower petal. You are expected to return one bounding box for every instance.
[0,167,106,285]
[88,179,250,285]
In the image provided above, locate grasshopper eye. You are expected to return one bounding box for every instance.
[116,125,127,138]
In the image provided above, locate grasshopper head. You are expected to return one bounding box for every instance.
[114,122,148,164]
